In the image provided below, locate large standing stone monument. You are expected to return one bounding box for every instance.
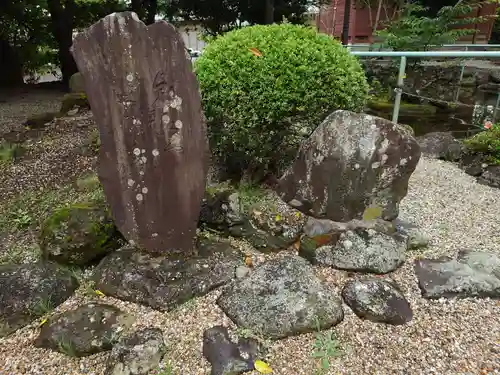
[71,12,208,254]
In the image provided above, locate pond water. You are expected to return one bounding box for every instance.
[367,96,498,139]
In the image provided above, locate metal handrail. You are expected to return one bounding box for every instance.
[350,50,500,123]
[351,51,500,57]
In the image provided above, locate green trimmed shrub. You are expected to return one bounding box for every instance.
[463,124,500,165]
[195,23,369,180]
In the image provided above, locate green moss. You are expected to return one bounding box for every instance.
[39,202,121,266]
[463,127,500,165]
[76,173,101,192]
[236,182,268,213]
[0,142,25,164]
[367,100,437,116]
[60,93,89,114]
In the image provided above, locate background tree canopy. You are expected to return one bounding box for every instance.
[0,0,496,89]
[0,0,325,88]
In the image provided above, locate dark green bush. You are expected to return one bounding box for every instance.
[195,23,369,180]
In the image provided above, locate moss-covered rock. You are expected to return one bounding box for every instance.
[463,127,500,165]
[60,93,89,114]
[69,72,86,94]
[39,202,123,266]
[24,112,58,129]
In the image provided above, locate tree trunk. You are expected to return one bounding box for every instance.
[373,0,383,33]
[131,0,146,21]
[341,0,352,45]
[265,0,275,24]
[145,0,158,25]
[370,0,383,48]
[47,0,78,88]
[0,38,24,87]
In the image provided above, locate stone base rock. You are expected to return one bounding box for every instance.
[0,262,79,337]
[93,239,242,312]
[35,303,135,357]
[228,220,291,253]
[394,219,429,250]
[217,256,344,340]
[203,326,264,375]
[342,278,413,325]
[105,328,166,375]
[304,228,406,274]
[414,250,500,299]
[416,132,463,161]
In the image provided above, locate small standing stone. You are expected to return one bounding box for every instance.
[71,12,208,254]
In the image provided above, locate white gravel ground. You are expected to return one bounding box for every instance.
[0,156,499,375]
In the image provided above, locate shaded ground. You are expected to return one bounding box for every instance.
[0,88,97,264]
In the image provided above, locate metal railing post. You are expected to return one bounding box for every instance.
[454,46,467,103]
[392,56,407,124]
[494,92,500,121]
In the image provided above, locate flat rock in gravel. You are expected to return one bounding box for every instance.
[105,328,166,375]
[0,262,79,337]
[416,131,463,161]
[478,165,500,189]
[310,228,406,274]
[72,12,208,255]
[35,303,135,357]
[217,255,344,340]
[93,239,242,311]
[277,110,420,222]
[394,219,429,250]
[228,220,291,253]
[342,278,413,325]
[203,326,264,375]
[415,250,500,299]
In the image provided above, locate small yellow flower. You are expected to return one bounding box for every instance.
[294,212,301,218]
[39,318,48,327]
[275,215,281,222]
[254,359,273,373]
[95,290,105,297]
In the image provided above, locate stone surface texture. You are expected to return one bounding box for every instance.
[39,202,122,266]
[311,228,406,274]
[35,303,135,357]
[277,110,421,222]
[415,250,500,299]
[0,262,79,337]
[217,256,344,339]
[342,278,413,325]
[104,328,166,375]
[93,239,242,311]
[416,131,463,161]
[202,326,263,375]
[71,12,209,254]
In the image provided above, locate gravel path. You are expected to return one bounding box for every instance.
[0,156,499,375]
[0,90,499,375]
